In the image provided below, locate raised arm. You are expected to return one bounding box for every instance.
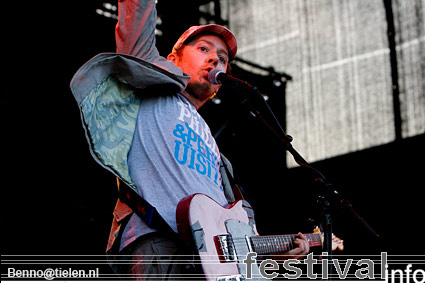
[115,0,160,61]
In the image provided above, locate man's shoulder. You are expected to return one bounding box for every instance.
[70,52,190,105]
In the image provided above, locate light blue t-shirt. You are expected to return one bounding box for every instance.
[120,93,228,250]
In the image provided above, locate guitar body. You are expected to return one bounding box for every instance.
[177,194,343,280]
[177,194,263,281]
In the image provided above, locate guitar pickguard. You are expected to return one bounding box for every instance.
[225,219,268,281]
[191,220,207,252]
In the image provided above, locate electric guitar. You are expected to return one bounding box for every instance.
[177,193,343,281]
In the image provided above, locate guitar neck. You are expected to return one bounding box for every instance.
[250,233,321,255]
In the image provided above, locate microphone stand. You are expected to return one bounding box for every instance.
[222,76,380,279]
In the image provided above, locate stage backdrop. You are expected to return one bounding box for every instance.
[222,0,424,166]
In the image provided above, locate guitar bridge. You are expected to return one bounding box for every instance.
[215,234,237,262]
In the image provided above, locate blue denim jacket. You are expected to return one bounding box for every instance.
[71,52,190,188]
[71,51,192,251]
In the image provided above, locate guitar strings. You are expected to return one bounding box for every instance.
[221,235,321,253]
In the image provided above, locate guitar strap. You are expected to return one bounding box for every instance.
[117,178,174,234]
[220,154,245,202]
[220,155,257,230]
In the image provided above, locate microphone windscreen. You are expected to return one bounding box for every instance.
[208,69,223,85]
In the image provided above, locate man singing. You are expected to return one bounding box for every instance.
[70,0,309,279]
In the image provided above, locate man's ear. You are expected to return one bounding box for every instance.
[167,52,178,63]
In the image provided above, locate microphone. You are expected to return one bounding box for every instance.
[208,69,247,86]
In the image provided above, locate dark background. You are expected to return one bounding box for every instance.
[2,0,424,262]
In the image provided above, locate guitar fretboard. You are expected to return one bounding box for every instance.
[250,233,322,255]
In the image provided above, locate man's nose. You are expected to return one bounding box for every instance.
[207,54,219,66]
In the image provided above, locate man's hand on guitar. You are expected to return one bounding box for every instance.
[272,232,310,260]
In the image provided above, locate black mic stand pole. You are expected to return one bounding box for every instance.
[225,77,380,279]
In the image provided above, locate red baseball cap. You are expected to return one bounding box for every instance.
[172,24,237,60]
